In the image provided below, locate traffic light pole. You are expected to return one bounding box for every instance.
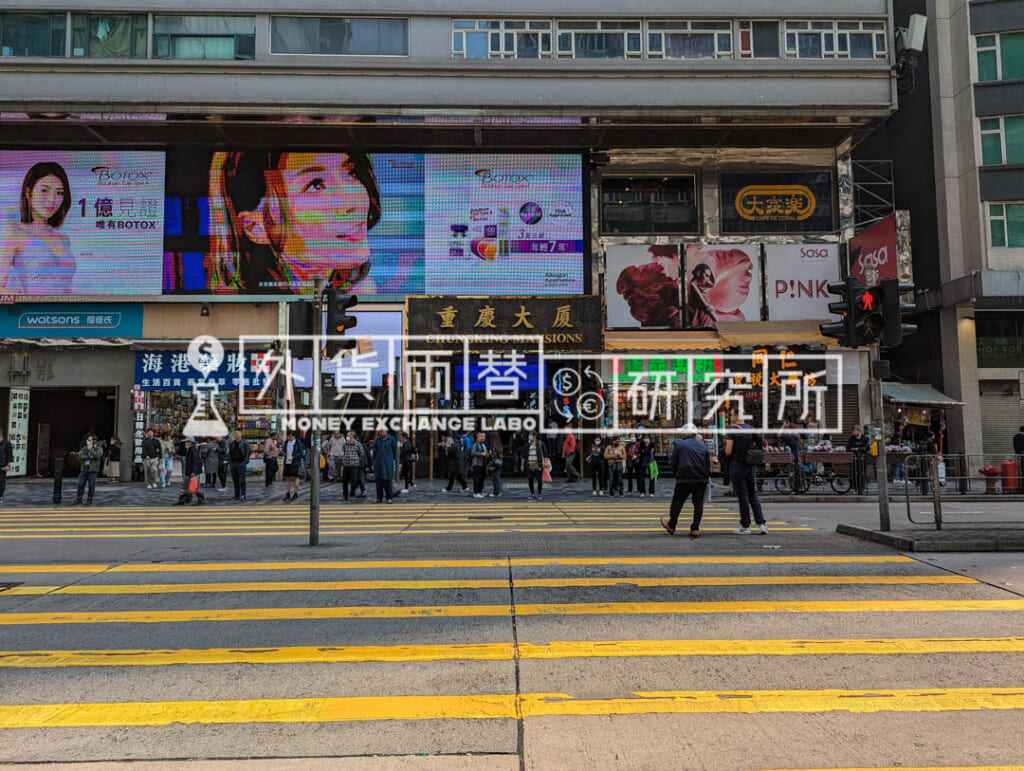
[868,343,891,531]
[309,277,323,546]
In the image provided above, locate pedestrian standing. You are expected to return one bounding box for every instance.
[74,434,102,505]
[624,433,638,493]
[846,425,869,495]
[0,428,12,505]
[488,432,504,497]
[444,432,468,492]
[215,435,229,492]
[141,428,161,490]
[511,429,528,476]
[263,432,280,488]
[635,434,657,497]
[725,408,767,535]
[327,430,345,482]
[1014,425,1024,493]
[227,429,251,501]
[181,436,205,505]
[521,431,547,500]
[282,430,303,501]
[470,431,489,498]
[562,428,579,482]
[105,436,122,483]
[373,427,399,504]
[340,431,366,501]
[159,432,175,487]
[661,424,710,538]
[588,437,607,496]
[605,437,626,496]
[399,432,417,493]
[202,437,220,488]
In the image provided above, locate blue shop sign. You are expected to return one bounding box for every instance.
[1,303,143,338]
[134,350,270,391]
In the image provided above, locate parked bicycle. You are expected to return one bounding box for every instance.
[775,461,852,495]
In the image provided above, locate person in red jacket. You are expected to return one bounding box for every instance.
[562,428,579,482]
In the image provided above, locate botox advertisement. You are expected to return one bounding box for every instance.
[0,150,165,296]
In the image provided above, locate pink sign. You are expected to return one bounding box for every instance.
[849,215,897,288]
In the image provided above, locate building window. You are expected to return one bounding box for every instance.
[152,16,255,60]
[976,32,1024,83]
[71,14,147,58]
[452,20,551,59]
[739,21,780,58]
[601,176,699,234]
[272,16,407,56]
[0,12,66,57]
[980,116,1024,166]
[647,21,731,59]
[556,21,642,59]
[784,20,887,59]
[989,203,1024,248]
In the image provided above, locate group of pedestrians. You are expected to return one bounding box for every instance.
[320,428,406,504]
[585,434,658,497]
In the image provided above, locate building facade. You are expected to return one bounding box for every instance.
[0,1,900,478]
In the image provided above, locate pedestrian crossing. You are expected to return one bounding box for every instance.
[0,554,1022,765]
[0,501,814,539]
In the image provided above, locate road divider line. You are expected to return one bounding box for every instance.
[0,574,975,597]
[3,599,1023,626]
[3,636,1022,668]
[1,687,1023,729]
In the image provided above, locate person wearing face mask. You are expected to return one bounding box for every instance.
[604,437,626,497]
[372,427,399,504]
[74,434,103,505]
[588,437,607,496]
[521,432,547,501]
[635,435,657,497]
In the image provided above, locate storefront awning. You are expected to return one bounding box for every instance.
[882,383,964,407]
[716,321,835,348]
[603,331,721,351]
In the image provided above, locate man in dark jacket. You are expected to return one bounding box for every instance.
[373,427,399,504]
[227,429,251,501]
[141,428,162,490]
[178,436,205,506]
[725,408,767,534]
[75,435,103,505]
[661,425,711,537]
[846,425,870,495]
[1014,426,1024,493]
[0,428,13,505]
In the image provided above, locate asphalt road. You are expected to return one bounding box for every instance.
[0,499,1022,769]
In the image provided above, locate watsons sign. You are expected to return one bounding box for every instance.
[0,303,142,338]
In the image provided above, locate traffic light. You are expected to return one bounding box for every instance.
[820,276,859,347]
[324,289,358,359]
[288,300,314,358]
[880,278,917,347]
[852,284,885,346]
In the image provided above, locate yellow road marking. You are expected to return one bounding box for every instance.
[1,574,975,597]
[758,767,1024,771]
[1,688,1022,728]
[0,555,916,575]
[2,599,1022,626]
[3,636,1022,668]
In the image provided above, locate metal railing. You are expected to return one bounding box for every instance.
[902,454,1024,529]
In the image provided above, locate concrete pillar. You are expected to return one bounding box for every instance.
[939,304,983,456]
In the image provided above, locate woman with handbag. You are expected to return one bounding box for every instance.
[604,437,627,497]
[521,432,547,500]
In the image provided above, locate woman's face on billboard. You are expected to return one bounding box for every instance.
[30,175,67,224]
[270,152,372,283]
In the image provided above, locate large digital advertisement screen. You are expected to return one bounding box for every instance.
[163,150,584,296]
[0,150,165,296]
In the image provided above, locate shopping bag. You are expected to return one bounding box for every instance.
[187,475,199,494]
[648,460,659,479]
[541,466,552,483]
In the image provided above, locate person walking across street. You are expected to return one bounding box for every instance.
[180,436,205,505]
[263,432,280,488]
[635,434,657,497]
[399,432,417,493]
[227,429,251,501]
[444,432,468,492]
[661,424,710,537]
[588,437,607,496]
[470,431,489,498]
[605,437,627,497]
[0,428,13,505]
[562,427,579,482]
[488,432,504,497]
[373,427,399,504]
[159,432,175,487]
[521,431,547,500]
[282,430,303,501]
[725,408,767,535]
[74,434,103,505]
[340,431,366,501]
[846,425,870,495]
[141,428,161,490]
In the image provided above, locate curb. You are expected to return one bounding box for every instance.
[836,523,1024,552]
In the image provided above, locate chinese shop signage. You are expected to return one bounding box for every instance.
[134,350,270,391]
[720,171,834,234]
[405,295,604,352]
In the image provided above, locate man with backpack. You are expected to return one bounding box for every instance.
[724,407,767,535]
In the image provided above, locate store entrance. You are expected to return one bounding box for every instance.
[27,387,117,476]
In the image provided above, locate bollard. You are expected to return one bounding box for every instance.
[52,457,64,504]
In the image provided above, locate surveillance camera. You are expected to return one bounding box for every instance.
[904,14,927,54]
